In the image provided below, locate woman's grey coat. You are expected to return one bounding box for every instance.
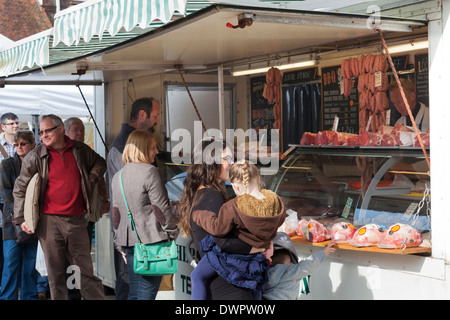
[111,162,179,246]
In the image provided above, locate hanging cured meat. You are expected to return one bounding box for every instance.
[344,53,390,134]
[262,67,283,131]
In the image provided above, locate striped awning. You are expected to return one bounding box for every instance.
[0,0,211,77]
[52,0,190,47]
[0,30,50,77]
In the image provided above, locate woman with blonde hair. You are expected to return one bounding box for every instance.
[111,130,178,300]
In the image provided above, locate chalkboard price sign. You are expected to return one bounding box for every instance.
[415,53,429,106]
[321,65,359,133]
[250,76,274,138]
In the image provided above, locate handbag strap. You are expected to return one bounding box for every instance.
[0,143,8,158]
[119,169,141,243]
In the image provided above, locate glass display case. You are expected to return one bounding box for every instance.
[267,145,431,254]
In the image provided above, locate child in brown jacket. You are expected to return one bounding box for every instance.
[191,160,286,300]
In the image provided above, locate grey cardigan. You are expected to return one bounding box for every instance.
[111,162,179,247]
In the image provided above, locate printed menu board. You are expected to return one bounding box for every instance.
[321,65,359,133]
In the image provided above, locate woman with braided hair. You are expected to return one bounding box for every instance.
[190,160,286,300]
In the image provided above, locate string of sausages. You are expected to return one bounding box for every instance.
[342,54,389,134]
[262,67,282,130]
[376,29,431,174]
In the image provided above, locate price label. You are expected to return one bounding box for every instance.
[374,71,382,88]
[385,109,391,126]
[402,202,419,221]
[366,115,372,132]
[332,116,339,132]
[342,197,353,219]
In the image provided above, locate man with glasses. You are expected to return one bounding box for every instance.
[0,112,20,286]
[106,97,160,300]
[13,114,106,300]
[0,113,20,161]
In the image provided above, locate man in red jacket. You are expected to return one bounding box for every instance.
[13,114,106,300]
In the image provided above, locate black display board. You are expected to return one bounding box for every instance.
[282,67,318,85]
[321,65,359,133]
[250,76,274,139]
[415,53,429,106]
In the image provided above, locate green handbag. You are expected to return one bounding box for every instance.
[119,170,178,276]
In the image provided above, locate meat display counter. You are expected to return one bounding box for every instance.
[267,145,431,255]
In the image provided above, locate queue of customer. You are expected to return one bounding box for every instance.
[0,96,334,300]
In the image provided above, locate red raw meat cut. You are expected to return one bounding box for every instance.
[381,134,396,146]
[332,132,359,146]
[359,131,382,146]
[300,132,317,145]
[377,125,394,135]
[295,219,309,237]
[392,123,414,134]
[414,133,430,147]
[377,224,423,249]
[317,131,336,146]
[330,222,356,243]
[351,224,386,247]
[304,219,330,243]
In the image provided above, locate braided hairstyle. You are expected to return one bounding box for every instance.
[229,160,260,193]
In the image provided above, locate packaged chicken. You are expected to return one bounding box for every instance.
[330,222,356,243]
[377,224,423,249]
[351,224,386,247]
[305,219,331,243]
[278,209,299,236]
[295,219,309,237]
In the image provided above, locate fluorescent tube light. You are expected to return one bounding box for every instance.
[232,60,317,77]
[386,40,428,54]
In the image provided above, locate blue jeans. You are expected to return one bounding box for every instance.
[123,246,162,300]
[0,240,38,300]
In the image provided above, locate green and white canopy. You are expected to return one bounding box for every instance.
[0,0,212,77]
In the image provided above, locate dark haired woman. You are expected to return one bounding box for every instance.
[0,131,38,300]
[178,137,255,299]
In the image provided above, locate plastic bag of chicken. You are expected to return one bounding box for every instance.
[351,224,386,247]
[305,219,331,243]
[277,210,299,236]
[330,222,356,243]
[295,219,309,237]
[377,223,423,249]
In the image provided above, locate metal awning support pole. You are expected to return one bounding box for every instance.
[76,84,108,152]
[176,65,207,132]
[218,64,225,138]
[31,115,39,144]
